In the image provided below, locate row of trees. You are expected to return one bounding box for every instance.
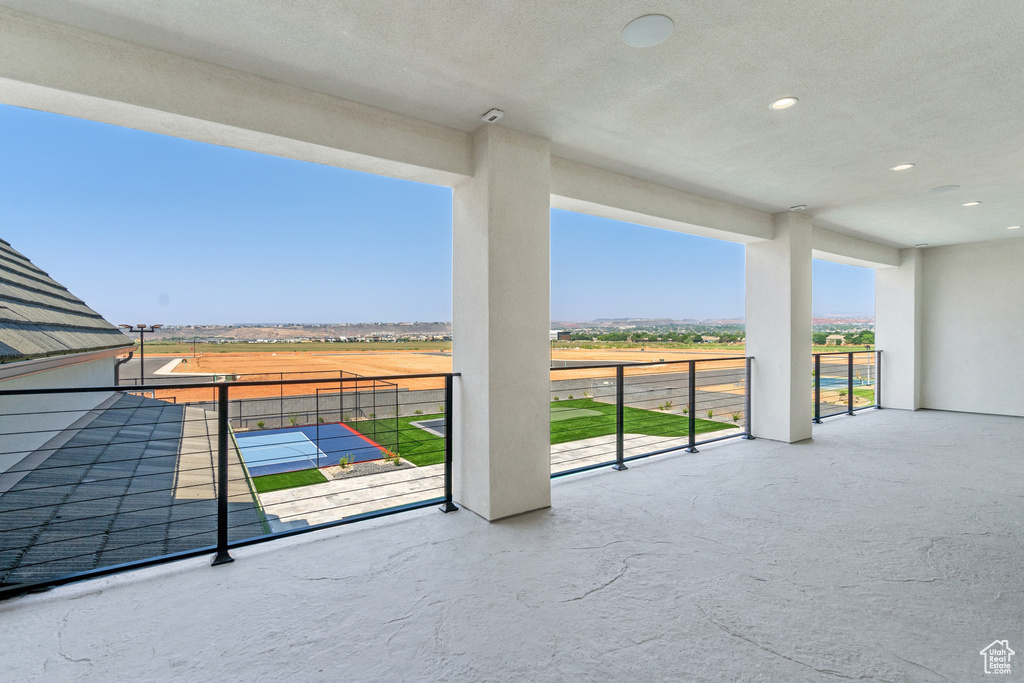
[812,330,874,345]
[567,331,743,344]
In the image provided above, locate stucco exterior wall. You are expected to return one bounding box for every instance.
[920,239,1024,417]
[0,356,115,475]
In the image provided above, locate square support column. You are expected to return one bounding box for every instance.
[452,126,552,520]
[875,248,922,410]
[745,212,813,442]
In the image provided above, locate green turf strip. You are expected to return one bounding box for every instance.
[350,398,736,467]
[252,468,328,493]
[549,398,733,445]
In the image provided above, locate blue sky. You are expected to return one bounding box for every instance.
[0,104,873,324]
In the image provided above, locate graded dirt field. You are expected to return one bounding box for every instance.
[152,347,752,403]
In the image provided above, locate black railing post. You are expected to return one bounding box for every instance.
[440,374,458,513]
[686,360,698,453]
[875,350,883,409]
[743,356,755,439]
[813,354,822,424]
[212,383,234,566]
[612,364,627,470]
[847,352,855,415]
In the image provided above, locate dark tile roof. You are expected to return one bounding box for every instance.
[0,238,131,362]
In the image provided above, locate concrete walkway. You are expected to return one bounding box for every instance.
[2,408,1021,681]
[256,427,748,531]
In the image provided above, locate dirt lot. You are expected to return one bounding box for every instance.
[151,347,750,403]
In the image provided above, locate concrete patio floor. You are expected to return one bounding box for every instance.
[2,408,1021,681]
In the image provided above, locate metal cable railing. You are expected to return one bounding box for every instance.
[0,372,459,600]
[549,356,753,477]
[812,350,882,423]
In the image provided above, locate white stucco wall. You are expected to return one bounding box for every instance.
[0,356,116,475]
[920,239,1024,417]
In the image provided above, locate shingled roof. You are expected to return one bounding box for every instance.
[0,238,131,363]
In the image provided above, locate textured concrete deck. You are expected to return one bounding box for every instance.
[1,408,1021,681]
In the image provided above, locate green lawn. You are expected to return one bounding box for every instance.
[348,413,446,467]
[251,468,328,493]
[853,387,876,403]
[349,398,737,467]
[549,398,734,445]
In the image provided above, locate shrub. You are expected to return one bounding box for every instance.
[553,396,559,401]
[338,455,352,469]
[317,417,325,424]
[731,412,741,422]
[568,395,574,399]
[256,420,265,429]
[706,409,714,419]
[369,413,376,419]
[682,406,689,415]
[288,416,298,427]
[414,409,423,415]
[838,389,848,399]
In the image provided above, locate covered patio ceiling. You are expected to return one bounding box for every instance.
[3,1,1023,249]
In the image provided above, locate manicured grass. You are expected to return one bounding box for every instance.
[140,340,451,355]
[853,387,876,403]
[251,467,328,493]
[351,398,737,467]
[344,413,444,467]
[549,398,734,445]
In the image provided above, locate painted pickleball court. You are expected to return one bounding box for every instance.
[235,423,388,477]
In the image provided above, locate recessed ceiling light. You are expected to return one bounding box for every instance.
[789,204,807,211]
[929,185,960,194]
[891,163,915,171]
[769,97,798,110]
[622,15,674,47]
[1009,225,1022,230]
[961,201,982,207]
[915,244,929,248]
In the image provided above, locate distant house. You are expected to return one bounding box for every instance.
[701,335,720,343]
[557,331,571,341]
[0,238,133,478]
[825,334,846,346]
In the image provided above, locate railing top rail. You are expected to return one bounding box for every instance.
[812,350,879,357]
[0,372,461,397]
[550,356,751,372]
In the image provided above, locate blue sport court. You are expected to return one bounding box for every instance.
[236,423,387,477]
[817,376,872,389]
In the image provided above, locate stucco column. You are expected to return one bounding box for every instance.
[874,248,922,410]
[451,126,552,520]
[745,212,813,442]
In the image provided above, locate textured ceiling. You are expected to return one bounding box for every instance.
[5,0,1024,248]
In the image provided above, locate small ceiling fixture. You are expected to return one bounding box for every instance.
[789,205,807,211]
[1008,225,1022,230]
[929,185,960,194]
[481,109,503,123]
[769,97,798,110]
[622,15,674,47]
[915,243,929,248]
[961,201,982,207]
[890,163,915,171]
